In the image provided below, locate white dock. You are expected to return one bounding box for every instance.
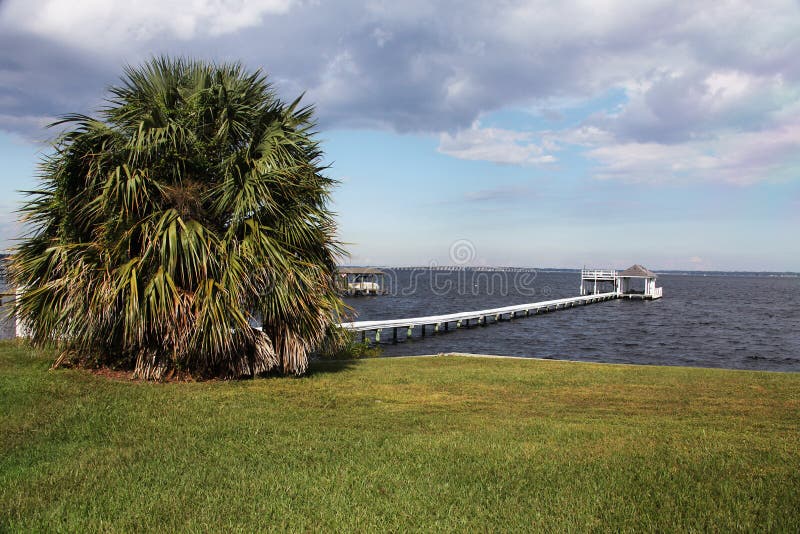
[338,264,663,343]
[340,291,618,343]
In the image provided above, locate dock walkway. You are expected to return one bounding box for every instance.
[340,291,618,343]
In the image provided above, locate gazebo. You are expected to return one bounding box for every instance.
[616,264,662,299]
[336,267,386,296]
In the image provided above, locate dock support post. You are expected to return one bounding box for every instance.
[421,325,426,337]
[392,327,398,344]
[445,321,449,331]
[361,331,366,343]
[495,314,500,322]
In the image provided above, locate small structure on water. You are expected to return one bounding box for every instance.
[617,264,662,299]
[336,267,386,296]
[579,268,617,296]
[580,264,663,299]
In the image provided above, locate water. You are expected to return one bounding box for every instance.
[3,269,798,372]
[344,270,800,372]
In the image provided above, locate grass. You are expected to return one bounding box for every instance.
[1,341,799,532]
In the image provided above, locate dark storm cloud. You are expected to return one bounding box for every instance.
[0,30,115,139]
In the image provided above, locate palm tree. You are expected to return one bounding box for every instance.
[11,57,344,379]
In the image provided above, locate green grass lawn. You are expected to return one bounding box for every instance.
[1,342,799,532]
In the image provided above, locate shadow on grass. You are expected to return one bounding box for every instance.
[307,358,363,376]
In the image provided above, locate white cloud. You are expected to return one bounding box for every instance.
[0,114,58,142]
[1,0,295,49]
[584,120,800,185]
[312,51,362,106]
[438,122,555,166]
[705,71,753,102]
[372,27,392,48]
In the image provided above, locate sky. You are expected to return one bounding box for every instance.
[0,0,798,271]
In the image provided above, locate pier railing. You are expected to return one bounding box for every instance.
[340,292,619,341]
[581,269,617,279]
[652,286,663,299]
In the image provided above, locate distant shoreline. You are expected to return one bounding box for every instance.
[340,265,800,277]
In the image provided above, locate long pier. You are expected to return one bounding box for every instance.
[340,291,619,343]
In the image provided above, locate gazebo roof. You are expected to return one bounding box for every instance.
[618,264,657,278]
[337,267,385,275]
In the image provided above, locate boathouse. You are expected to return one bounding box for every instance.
[617,264,662,299]
[580,264,662,299]
[336,267,386,296]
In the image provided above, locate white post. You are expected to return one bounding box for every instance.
[15,286,29,338]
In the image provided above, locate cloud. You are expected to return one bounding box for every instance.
[462,185,537,203]
[588,68,797,144]
[581,115,800,185]
[2,0,295,49]
[438,122,555,165]
[0,114,58,143]
[685,256,715,270]
[1,0,800,184]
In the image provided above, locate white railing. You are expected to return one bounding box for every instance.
[581,269,617,279]
[340,292,619,332]
[348,282,380,291]
[652,286,663,299]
